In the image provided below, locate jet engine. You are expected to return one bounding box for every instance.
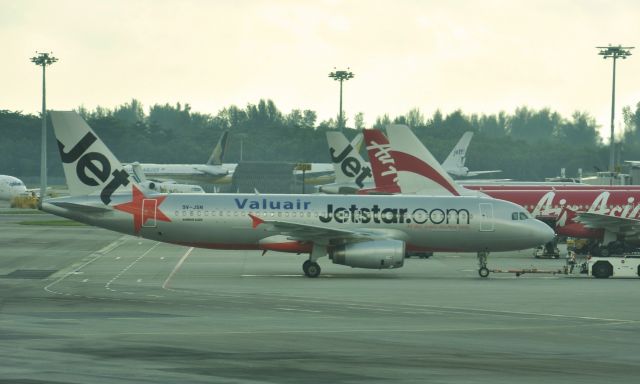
[329,240,405,269]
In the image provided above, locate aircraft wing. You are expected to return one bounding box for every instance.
[248,214,404,242]
[465,170,502,177]
[574,212,640,233]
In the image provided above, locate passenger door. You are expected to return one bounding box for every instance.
[479,203,494,232]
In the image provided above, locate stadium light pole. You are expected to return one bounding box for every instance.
[328,68,354,132]
[597,45,633,172]
[31,52,58,205]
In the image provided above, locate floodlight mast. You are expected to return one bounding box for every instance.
[328,68,354,132]
[597,45,633,172]
[30,52,58,206]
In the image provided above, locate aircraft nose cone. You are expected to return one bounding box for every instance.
[534,220,556,244]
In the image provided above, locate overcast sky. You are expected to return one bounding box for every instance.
[2,0,639,140]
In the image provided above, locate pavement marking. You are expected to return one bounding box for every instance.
[403,303,637,323]
[86,321,639,337]
[44,235,128,296]
[275,307,321,313]
[241,274,303,277]
[162,247,194,289]
[105,242,160,292]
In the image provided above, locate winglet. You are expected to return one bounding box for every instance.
[249,213,264,229]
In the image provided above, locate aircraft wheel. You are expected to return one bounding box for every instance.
[302,259,312,273]
[304,262,321,278]
[478,267,490,278]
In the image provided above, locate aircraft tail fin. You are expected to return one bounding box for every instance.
[207,131,230,165]
[49,111,133,205]
[130,162,148,183]
[326,132,372,186]
[363,129,400,192]
[442,131,473,171]
[385,124,466,196]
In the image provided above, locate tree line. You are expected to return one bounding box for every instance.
[1,99,640,182]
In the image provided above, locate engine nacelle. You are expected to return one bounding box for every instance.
[330,240,405,269]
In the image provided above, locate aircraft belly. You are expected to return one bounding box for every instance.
[150,219,264,249]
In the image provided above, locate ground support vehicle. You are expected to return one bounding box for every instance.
[588,255,640,278]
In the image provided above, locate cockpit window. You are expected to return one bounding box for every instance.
[512,211,531,220]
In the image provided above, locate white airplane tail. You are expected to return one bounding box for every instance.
[385,125,467,196]
[442,131,473,172]
[326,132,372,187]
[206,130,230,165]
[50,111,133,204]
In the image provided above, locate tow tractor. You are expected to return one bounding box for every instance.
[588,254,640,278]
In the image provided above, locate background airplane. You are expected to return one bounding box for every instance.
[441,131,501,177]
[130,162,205,194]
[122,131,232,184]
[0,175,28,201]
[43,111,553,278]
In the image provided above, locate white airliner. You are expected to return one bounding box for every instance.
[441,132,501,177]
[0,175,28,201]
[41,111,553,278]
[122,131,232,184]
[130,163,205,194]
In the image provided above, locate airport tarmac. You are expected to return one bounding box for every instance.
[1,211,639,384]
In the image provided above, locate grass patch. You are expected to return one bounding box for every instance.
[18,220,86,226]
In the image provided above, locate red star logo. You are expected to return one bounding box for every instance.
[113,185,171,234]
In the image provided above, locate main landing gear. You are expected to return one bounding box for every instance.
[477,251,490,278]
[302,260,321,278]
[302,243,325,278]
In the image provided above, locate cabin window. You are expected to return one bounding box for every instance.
[284,212,289,217]
[292,212,297,217]
[512,212,519,220]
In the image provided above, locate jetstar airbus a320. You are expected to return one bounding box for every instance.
[41,112,553,278]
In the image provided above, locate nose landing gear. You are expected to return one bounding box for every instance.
[477,251,490,278]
